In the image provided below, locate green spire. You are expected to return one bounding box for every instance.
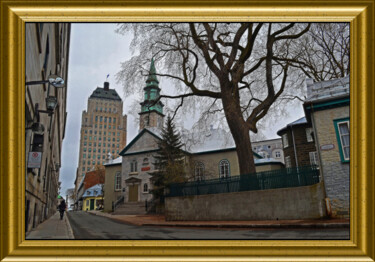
[146,58,159,85]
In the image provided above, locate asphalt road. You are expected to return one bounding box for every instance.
[67,211,350,240]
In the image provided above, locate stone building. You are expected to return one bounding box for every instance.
[103,157,122,212]
[74,81,127,196]
[304,75,350,218]
[277,117,318,168]
[25,23,71,232]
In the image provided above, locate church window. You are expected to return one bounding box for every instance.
[195,162,205,181]
[115,172,121,191]
[143,183,148,193]
[219,159,230,178]
[130,160,138,172]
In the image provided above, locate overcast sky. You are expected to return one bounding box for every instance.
[59,23,304,196]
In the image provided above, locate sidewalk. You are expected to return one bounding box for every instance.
[26,211,74,239]
[88,211,350,229]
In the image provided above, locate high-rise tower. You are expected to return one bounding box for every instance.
[139,59,164,130]
[74,82,127,193]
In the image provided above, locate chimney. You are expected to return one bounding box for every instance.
[305,78,314,99]
[104,82,109,91]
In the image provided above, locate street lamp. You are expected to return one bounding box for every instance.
[26,74,65,88]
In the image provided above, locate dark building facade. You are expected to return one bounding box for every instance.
[277,117,318,168]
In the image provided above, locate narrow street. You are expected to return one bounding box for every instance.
[67,211,350,240]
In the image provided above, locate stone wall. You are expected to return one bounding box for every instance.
[165,182,327,221]
[313,107,350,218]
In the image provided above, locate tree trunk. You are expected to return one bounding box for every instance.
[221,88,256,176]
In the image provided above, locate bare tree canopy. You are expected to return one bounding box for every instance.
[115,22,319,175]
[285,23,350,81]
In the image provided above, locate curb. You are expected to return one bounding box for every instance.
[65,213,75,239]
[86,211,349,229]
[141,222,350,229]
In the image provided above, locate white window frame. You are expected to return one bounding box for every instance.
[143,183,148,193]
[285,156,292,168]
[335,120,350,162]
[194,162,205,181]
[282,134,289,148]
[309,151,319,167]
[306,127,314,142]
[275,151,281,158]
[219,159,230,178]
[114,172,121,191]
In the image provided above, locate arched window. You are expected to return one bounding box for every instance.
[143,183,148,192]
[194,162,205,181]
[130,160,138,172]
[219,159,230,178]
[114,172,121,191]
[143,158,149,166]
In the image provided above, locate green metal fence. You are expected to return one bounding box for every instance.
[167,165,320,197]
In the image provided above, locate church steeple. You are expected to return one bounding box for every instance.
[139,59,164,130]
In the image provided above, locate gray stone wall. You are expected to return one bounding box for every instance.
[165,182,327,221]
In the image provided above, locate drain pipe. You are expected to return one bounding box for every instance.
[290,125,300,184]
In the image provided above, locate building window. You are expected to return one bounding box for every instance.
[83,154,86,159]
[130,160,138,172]
[143,183,148,193]
[115,172,121,191]
[334,118,350,162]
[142,158,149,166]
[86,200,89,206]
[219,159,230,178]
[275,151,281,158]
[309,151,319,167]
[282,134,289,148]
[195,162,205,181]
[306,127,314,142]
[285,156,291,168]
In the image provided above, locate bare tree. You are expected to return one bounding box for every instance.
[280,23,349,81]
[116,23,310,175]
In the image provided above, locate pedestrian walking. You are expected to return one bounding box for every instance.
[58,200,67,220]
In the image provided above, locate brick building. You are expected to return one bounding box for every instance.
[277,117,318,169]
[304,76,350,218]
[74,81,127,197]
[25,23,71,232]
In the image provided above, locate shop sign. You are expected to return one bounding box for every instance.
[141,166,150,171]
[28,152,42,168]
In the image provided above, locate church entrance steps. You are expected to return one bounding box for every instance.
[112,201,147,215]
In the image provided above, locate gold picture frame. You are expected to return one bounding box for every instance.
[1,1,374,261]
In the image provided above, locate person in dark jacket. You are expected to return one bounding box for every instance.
[58,200,66,220]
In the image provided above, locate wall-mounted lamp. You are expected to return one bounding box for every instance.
[26,74,65,88]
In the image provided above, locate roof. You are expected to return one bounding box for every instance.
[276,116,308,135]
[82,184,103,198]
[89,87,122,101]
[104,156,122,166]
[119,128,162,156]
[254,158,284,165]
[305,75,349,103]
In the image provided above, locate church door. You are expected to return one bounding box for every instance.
[129,185,138,202]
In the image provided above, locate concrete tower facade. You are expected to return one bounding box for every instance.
[74,82,127,193]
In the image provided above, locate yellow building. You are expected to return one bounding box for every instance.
[82,184,104,211]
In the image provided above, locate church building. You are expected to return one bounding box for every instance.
[119,59,283,204]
